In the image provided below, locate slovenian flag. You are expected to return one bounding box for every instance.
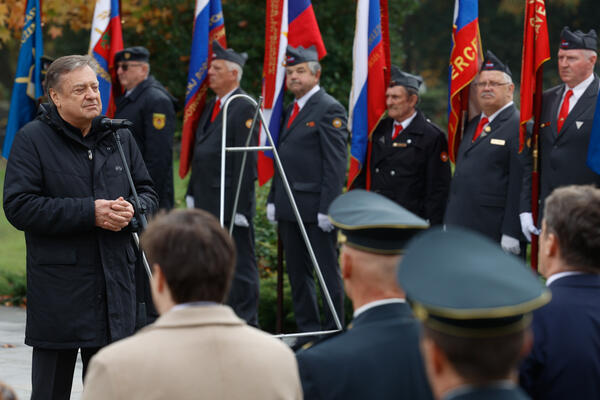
[2,0,43,159]
[179,0,226,178]
[88,0,123,117]
[258,0,326,185]
[347,0,388,189]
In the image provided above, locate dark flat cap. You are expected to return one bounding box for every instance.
[286,45,318,66]
[328,189,429,254]
[560,26,597,50]
[480,50,512,77]
[114,46,150,63]
[212,41,248,67]
[398,227,550,337]
[389,65,423,90]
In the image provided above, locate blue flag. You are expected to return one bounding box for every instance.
[2,0,44,159]
[587,94,600,174]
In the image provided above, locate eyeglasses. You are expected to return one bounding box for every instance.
[116,62,144,71]
[473,81,511,88]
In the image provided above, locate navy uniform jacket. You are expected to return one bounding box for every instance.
[115,76,177,210]
[352,112,451,225]
[444,105,523,242]
[444,385,530,400]
[296,302,434,400]
[268,88,347,223]
[189,87,257,222]
[519,274,600,400]
[521,76,600,220]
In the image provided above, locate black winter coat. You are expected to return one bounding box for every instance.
[3,104,158,349]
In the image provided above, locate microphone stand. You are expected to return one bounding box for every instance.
[111,127,152,281]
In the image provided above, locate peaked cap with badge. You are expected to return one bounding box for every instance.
[398,227,550,337]
[481,50,512,76]
[559,26,597,50]
[329,189,429,254]
[212,41,248,67]
[389,65,423,91]
[114,46,150,63]
[285,45,319,66]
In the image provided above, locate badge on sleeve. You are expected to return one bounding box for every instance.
[245,119,253,129]
[440,151,449,162]
[153,113,166,130]
[332,118,343,128]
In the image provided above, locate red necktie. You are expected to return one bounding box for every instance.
[287,102,300,129]
[210,99,221,123]
[557,89,573,133]
[391,124,403,140]
[472,117,489,142]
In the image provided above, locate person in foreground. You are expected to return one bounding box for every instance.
[519,185,600,399]
[3,55,158,400]
[398,227,550,400]
[296,189,433,400]
[82,209,302,400]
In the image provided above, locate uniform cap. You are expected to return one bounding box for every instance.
[114,46,150,63]
[389,65,423,91]
[559,26,597,50]
[286,45,319,66]
[212,41,248,67]
[480,50,512,77]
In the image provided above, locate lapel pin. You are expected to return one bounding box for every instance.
[484,126,491,132]
[576,121,584,130]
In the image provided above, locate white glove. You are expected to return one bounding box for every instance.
[234,213,249,227]
[317,213,334,232]
[185,195,195,209]
[266,203,276,223]
[519,212,540,242]
[501,234,521,255]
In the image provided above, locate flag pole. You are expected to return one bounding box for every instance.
[530,67,544,271]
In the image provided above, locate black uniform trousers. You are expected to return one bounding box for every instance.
[226,221,259,327]
[31,347,100,400]
[279,220,344,333]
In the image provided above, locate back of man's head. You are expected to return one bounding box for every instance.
[141,209,236,304]
[544,185,600,272]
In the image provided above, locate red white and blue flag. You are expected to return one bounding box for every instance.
[88,0,123,118]
[347,0,389,189]
[258,0,326,185]
[447,0,481,163]
[179,0,226,178]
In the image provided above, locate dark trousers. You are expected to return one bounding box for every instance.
[226,221,260,327]
[31,346,101,400]
[279,220,344,333]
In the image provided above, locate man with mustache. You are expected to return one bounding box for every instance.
[444,51,525,257]
[3,55,158,400]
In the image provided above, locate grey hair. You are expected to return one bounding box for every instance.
[45,55,99,104]
[224,60,243,83]
[307,61,322,75]
[582,49,598,62]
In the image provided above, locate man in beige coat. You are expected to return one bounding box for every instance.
[82,209,302,400]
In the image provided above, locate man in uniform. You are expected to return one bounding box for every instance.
[267,45,348,344]
[3,55,158,400]
[521,27,600,239]
[520,185,600,399]
[444,51,524,256]
[398,227,550,400]
[296,190,433,400]
[352,66,450,225]
[188,41,259,326]
[115,46,177,210]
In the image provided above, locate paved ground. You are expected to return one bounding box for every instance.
[0,306,83,400]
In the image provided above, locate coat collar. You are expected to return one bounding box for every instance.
[146,304,245,330]
[555,74,599,140]
[282,88,325,136]
[548,272,600,288]
[350,301,414,328]
[464,104,516,154]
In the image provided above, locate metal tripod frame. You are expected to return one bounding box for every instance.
[219,94,343,338]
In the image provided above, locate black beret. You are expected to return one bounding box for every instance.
[114,46,150,63]
[559,26,597,50]
[328,190,429,255]
[480,50,512,77]
[389,65,423,91]
[286,45,318,66]
[212,41,248,67]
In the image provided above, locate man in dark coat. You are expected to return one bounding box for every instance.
[399,227,550,400]
[521,27,600,239]
[444,51,524,256]
[352,66,450,225]
[115,46,176,210]
[187,42,259,326]
[296,190,433,400]
[267,45,347,344]
[2,55,158,400]
[519,185,600,400]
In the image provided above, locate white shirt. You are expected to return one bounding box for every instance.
[294,84,321,111]
[558,73,595,116]
[545,270,584,286]
[483,100,514,124]
[353,298,406,319]
[391,111,417,136]
[216,87,239,106]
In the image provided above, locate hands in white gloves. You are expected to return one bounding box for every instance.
[234,213,249,227]
[317,213,334,232]
[185,195,194,209]
[501,234,521,255]
[519,212,540,242]
[266,203,276,223]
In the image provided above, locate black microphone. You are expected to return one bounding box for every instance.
[93,116,134,130]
